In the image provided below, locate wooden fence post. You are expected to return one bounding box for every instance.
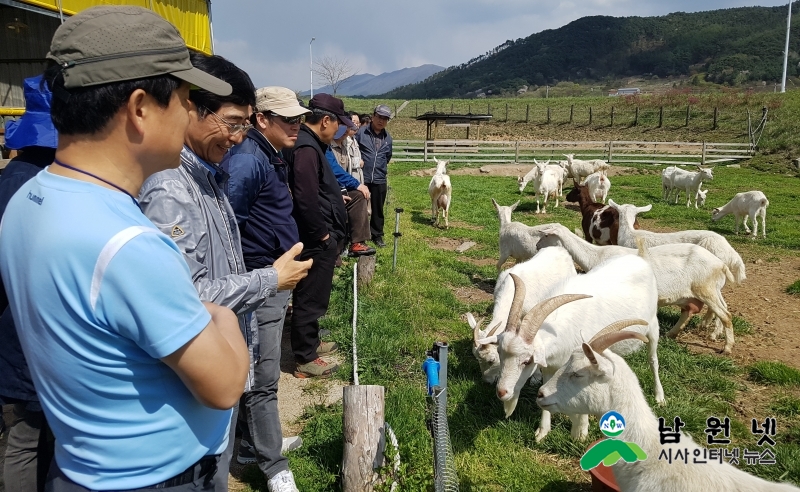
[589,107,593,125]
[394,105,397,117]
[451,102,454,114]
[569,104,574,124]
[658,106,663,128]
[634,106,639,126]
[468,104,471,114]
[515,140,520,163]
[423,140,428,162]
[701,141,706,165]
[342,385,385,492]
[547,107,551,124]
[525,104,530,123]
[607,141,613,162]
[610,106,615,127]
[505,103,509,122]
[415,104,418,117]
[488,103,491,115]
[713,107,718,130]
[685,105,690,127]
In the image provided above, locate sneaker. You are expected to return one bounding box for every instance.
[294,358,340,379]
[267,470,299,492]
[281,436,303,453]
[236,439,257,465]
[373,237,387,248]
[348,242,376,257]
[317,341,339,355]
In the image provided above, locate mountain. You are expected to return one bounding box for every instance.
[382,5,800,98]
[303,64,444,97]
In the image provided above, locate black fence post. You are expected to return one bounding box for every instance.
[658,106,663,128]
[547,107,551,124]
[610,106,615,127]
[415,103,418,117]
[488,103,491,116]
[634,106,639,126]
[526,104,530,123]
[589,107,593,125]
[569,104,574,124]
[685,105,690,127]
[713,107,718,130]
[505,103,509,122]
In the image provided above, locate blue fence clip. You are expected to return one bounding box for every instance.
[422,356,440,395]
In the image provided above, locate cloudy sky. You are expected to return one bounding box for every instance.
[212,1,789,92]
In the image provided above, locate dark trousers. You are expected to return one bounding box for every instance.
[291,239,339,364]
[45,455,220,492]
[345,191,370,244]
[4,402,54,492]
[366,183,387,240]
[241,290,291,480]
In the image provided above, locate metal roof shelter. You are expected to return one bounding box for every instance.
[0,0,214,116]
[415,112,493,140]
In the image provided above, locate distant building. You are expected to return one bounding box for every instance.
[609,88,641,97]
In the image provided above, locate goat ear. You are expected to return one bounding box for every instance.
[465,312,478,329]
[491,198,500,210]
[638,204,653,213]
[608,199,619,209]
[511,200,520,211]
[582,343,598,365]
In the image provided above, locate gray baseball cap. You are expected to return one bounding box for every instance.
[374,104,392,118]
[46,6,231,95]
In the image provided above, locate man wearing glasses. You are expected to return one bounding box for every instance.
[355,105,393,248]
[220,86,310,492]
[139,57,312,492]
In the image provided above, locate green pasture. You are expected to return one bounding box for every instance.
[235,161,800,491]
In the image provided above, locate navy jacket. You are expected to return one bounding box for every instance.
[221,129,299,270]
[355,124,392,185]
[286,125,347,245]
[0,147,55,409]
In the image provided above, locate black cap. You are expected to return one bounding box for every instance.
[309,94,356,129]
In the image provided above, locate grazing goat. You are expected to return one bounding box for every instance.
[519,160,566,196]
[610,199,746,285]
[712,191,769,238]
[537,224,736,354]
[563,154,609,183]
[566,183,638,246]
[537,325,800,491]
[584,170,611,204]
[428,157,452,228]
[668,165,714,208]
[478,255,664,442]
[466,246,577,383]
[492,198,554,271]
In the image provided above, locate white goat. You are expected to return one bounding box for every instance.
[537,223,736,353]
[584,171,611,204]
[493,199,555,271]
[712,191,769,238]
[537,326,800,492]
[518,160,567,197]
[669,165,714,208]
[609,199,746,285]
[563,154,609,183]
[533,161,561,214]
[661,166,677,200]
[466,246,577,383]
[696,187,709,207]
[428,157,452,228]
[478,255,664,442]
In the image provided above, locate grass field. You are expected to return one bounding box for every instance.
[233,157,800,491]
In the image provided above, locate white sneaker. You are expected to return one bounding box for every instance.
[281,436,303,453]
[267,469,299,492]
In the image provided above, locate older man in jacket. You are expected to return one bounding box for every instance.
[355,105,393,247]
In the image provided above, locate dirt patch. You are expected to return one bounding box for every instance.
[453,285,494,304]
[426,236,467,251]
[458,256,497,267]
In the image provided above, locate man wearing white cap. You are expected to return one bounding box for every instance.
[220,87,310,492]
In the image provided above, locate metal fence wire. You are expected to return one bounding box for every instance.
[429,387,459,492]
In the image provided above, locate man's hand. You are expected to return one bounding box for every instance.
[273,242,313,291]
[357,184,371,200]
[343,194,352,204]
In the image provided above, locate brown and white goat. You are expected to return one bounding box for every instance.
[566,183,637,245]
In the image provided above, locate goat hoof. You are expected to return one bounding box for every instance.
[719,346,732,355]
[665,330,679,339]
[534,429,549,442]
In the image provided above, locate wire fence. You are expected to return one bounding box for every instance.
[424,343,459,492]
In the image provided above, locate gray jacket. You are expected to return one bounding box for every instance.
[139,147,278,390]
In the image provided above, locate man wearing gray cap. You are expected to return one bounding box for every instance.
[220,86,309,491]
[0,6,244,491]
[355,105,393,247]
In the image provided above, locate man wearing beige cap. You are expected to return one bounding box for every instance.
[220,87,309,492]
[0,6,245,492]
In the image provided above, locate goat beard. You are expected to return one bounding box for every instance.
[503,363,538,418]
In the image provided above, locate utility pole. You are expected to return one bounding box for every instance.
[781,0,792,93]
[310,37,315,97]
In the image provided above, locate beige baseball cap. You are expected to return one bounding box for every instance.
[255,87,311,117]
[47,5,231,95]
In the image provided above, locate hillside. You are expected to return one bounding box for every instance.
[383,5,800,98]
[303,64,443,97]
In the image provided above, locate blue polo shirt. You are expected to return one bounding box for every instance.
[0,169,229,489]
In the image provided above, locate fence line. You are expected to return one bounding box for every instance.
[392,139,753,167]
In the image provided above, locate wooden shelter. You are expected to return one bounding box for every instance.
[416,112,492,140]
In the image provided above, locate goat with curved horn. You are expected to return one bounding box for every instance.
[518,294,592,344]
[504,273,527,333]
[582,319,649,365]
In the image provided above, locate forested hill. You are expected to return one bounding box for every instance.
[382,4,800,98]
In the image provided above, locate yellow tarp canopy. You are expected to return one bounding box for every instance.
[16,0,212,54]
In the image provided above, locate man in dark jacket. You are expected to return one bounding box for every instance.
[0,74,57,492]
[286,94,355,378]
[355,105,393,247]
[220,86,310,488]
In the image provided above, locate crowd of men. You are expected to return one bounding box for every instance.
[0,5,393,492]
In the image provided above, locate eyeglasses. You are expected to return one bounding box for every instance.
[267,112,304,125]
[202,106,251,135]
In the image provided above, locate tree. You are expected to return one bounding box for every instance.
[313,56,358,96]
